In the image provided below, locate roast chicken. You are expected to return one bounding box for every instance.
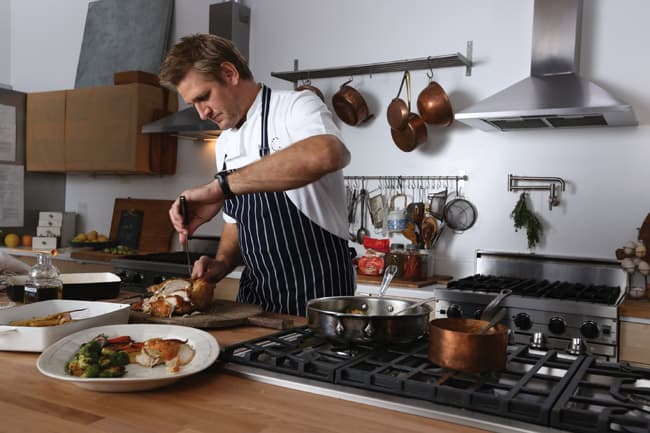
[132,278,214,318]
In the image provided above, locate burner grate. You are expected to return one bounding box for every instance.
[447,274,621,305]
[551,357,650,432]
[222,328,590,428]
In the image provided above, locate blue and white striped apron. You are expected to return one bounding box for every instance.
[223,86,355,316]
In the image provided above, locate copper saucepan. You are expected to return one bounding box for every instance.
[417,70,454,126]
[390,69,427,152]
[332,80,372,126]
[428,317,509,373]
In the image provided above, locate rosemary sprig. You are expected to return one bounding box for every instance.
[510,192,543,248]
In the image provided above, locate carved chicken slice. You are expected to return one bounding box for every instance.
[135,338,196,373]
[136,278,215,318]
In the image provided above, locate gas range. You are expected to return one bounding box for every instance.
[434,251,626,362]
[220,327,650,433]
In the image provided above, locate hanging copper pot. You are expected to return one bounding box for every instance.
[386,71,411,130]
[390,71,427,152]
[332,80,372,126]
[390,114,427,152]
[416,71,454,126]
[296,80,325,102]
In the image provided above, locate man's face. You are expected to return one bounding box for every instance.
[177,68,242,130]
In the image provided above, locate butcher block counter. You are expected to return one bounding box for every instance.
[0,312,487,433]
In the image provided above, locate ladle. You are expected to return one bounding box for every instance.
[478,308,507,334]
[356,189,369,243]
[378,265,398,297]
[393,295,436,315]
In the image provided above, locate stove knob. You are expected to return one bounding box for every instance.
[548,317,567,335]
[153,275,167,285]
[514,313,532,330]
[580,321,599,339]
[473,308,483,319]
[131,273,144,284]
[447,304,463,318]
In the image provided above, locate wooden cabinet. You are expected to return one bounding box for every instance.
[25,90,66,172]
[620,320,650,367]
[26,84,177,174]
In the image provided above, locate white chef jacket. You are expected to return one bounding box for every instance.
[215,86,349,240]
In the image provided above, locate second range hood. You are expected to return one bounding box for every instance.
[455,0,636,131]
[142,1,250,140]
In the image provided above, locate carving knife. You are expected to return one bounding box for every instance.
[179,195,192,276]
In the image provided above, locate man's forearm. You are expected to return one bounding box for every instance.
[225,134,349,195]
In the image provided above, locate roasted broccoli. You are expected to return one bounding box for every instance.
[65,334,130,378]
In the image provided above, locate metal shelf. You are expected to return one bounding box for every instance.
[271,41,473,83]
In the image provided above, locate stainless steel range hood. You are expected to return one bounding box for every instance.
[141,1,250,140]
[455,0,637,131]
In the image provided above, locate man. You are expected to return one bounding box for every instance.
[160,34,355,316]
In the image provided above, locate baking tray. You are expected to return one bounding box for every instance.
[8,272,122,301]
[0,300,130,352]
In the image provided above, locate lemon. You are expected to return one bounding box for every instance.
[86,230,98,241]
[4,233,20,248]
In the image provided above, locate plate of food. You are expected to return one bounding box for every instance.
[36,323,220,392]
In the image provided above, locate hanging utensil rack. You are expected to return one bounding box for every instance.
[345,175,467,188]
[508,174,567,211]
[272,41,473,83]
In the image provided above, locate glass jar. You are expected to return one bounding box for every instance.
[23,253,63,303]
[402,245,421,281]
[417,249,434,280]
[384,244,405,278]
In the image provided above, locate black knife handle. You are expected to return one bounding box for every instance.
[179,195,189,227]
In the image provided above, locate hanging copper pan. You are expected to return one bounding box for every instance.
[296,80,325,102]
[386,71,411,130]
[417,71,454,126]
[390,71,427,152]
[332,80,372,126]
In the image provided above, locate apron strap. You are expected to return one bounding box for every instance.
[259,85,272,157]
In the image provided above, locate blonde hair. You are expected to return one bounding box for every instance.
[159,34,253,89]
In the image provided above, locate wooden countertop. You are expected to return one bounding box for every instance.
[620,297,650,320]
[0,306,486,433]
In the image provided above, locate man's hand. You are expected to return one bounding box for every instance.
[169,181,224,243]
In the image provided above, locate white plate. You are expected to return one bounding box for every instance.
[37,324,220,392]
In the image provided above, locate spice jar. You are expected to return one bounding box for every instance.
[384,243,405,278]
[23,253,63,303]
[402,245,421,281]
[418,249,434,280]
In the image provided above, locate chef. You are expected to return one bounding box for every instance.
[161,34,355,316]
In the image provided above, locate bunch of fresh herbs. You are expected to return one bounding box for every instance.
[511,192,543,249]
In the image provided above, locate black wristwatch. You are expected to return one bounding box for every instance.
[214,170,235,200]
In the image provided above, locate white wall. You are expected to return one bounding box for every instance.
[0,0,10,86]
[8,0,650,278]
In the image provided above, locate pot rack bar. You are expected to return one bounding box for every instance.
[508,174,567,211]
[272,41,473,83]
[345,175,468,190]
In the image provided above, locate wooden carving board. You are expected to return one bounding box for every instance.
[109,198,175,253]
[129,300,264,328]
